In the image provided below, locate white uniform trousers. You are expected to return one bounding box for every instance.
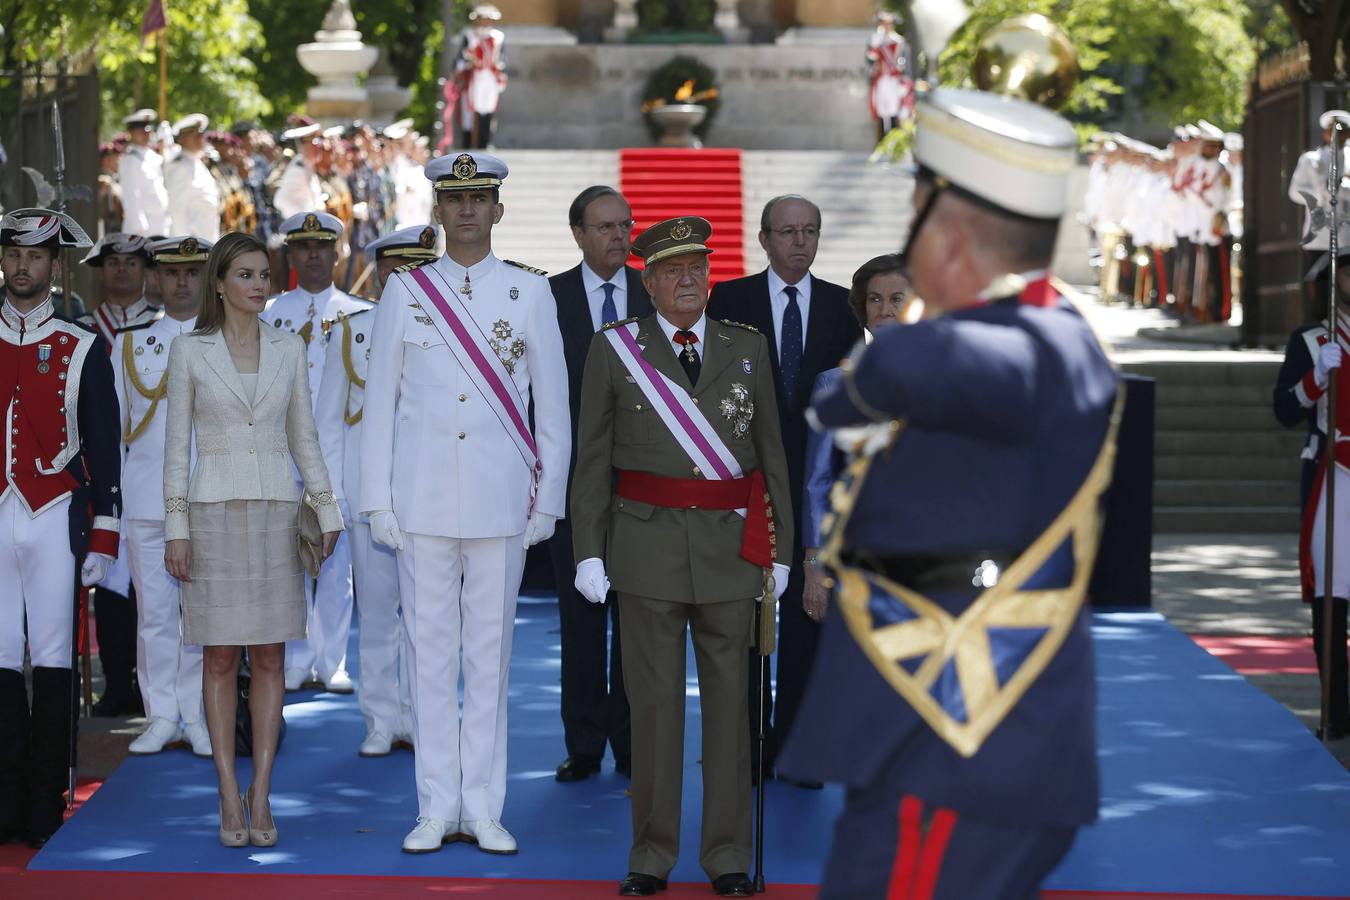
[351,520,412,737]
[124,518,203,727]
[399,531,524,823]
[1311,465,1350,598]
[0,491,75,671]
[286,529,354,681]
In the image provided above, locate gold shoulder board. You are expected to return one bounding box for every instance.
[600,316,641,332]
[502,259,548,276]
[394,260,430,274]
[720,320,760,334]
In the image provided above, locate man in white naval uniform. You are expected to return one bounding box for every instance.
[118,109,170,238]
[360,153,569,854]
[267,210,372,693]
[316,225,436,757]
[274,124,325,223]
[163,114,221,242]
[112,236,212,757]
[79,233,161,716]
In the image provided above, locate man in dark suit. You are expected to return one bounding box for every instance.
[707,195,861,784]
[548,185,652,782]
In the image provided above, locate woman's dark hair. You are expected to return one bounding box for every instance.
[848,254,907,327]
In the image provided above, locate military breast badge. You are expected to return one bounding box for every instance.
[719,383,754,438]
[490,319,525,374]
[37,344,50,374]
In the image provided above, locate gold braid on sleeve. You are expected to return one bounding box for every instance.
[122,333,169,443]
[340,315,364,426]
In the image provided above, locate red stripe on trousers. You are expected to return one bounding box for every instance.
[886,795,958,900]
[887,795,923,899]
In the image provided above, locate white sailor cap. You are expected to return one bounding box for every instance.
[366,225,439,261]
[470,4,502,21]
[425,152,508,193]
[173,113,209,136]
[123,108,158,128]
[280,123,322,143]
[1224,133,1244,153]
[81,233,154,266]
[1321,109,1350,131]
[383,117,415,140]
[0,208,92,250]
[1195,120,1225,143]
[321,125,345,141]
[148,235,214,264]
[279,210,344,243]
[912,88,1077,220]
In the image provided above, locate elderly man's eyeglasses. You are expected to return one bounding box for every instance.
[767,226,820,240]
[580,219,635,236]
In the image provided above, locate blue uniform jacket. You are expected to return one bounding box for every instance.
[777,291,1118,829]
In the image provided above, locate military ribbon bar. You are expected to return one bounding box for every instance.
[405,264,541,511]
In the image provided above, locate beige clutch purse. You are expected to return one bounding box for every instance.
[297,491,323,578]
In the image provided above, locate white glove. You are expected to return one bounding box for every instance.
[1317,343,1343,388]
[369,510,405,551]
[80,552,114,588]
[521,511,557,549]
[574,557,610,604]
[771,563,790,602]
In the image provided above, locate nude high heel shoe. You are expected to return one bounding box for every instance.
[244,785,278,847]
[219,795,247,848]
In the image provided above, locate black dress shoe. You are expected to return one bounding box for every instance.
[0,826,29,845]
[619,872,667,896]
[555,756,601,782]
[1317,721,1350,741]
[711,873,754,897]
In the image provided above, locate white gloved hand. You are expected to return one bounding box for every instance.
[80,552,114,588]
[574,557,610,604]
[521,511,557,549]
[771,562,791,602]
[369,510,405,551]
[1317,343,1344,388]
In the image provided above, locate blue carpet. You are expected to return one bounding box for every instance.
[29,605,1350,896]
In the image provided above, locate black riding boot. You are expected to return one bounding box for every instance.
[28,666,75,847]
[0,667,30,843]
[92,587,141,717]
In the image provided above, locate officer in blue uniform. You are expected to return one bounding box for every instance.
[776,83,1120,898]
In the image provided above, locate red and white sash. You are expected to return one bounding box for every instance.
[405,263,541,510]
[604,321,744,496]
[92,304,123,347]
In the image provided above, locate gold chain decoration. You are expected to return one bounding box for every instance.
[121,332,167,443]
[340,315,364,426]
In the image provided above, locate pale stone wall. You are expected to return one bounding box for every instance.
[490,42,876,150]
[793,0,873,27]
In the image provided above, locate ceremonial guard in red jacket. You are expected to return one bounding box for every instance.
[0,209,123,848]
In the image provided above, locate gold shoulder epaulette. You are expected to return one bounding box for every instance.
[720,320,759,334]
[394,259,430,274]
[600,316,640,332]
[503,259,547,277]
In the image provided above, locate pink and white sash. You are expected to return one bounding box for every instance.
[603,322,745,508]
[405,264,541,509]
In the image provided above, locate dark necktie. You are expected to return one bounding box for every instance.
[780,284,803,406]
[674,330,701,387]
[600,282,618,329]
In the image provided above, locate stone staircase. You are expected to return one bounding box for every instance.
[1123,359,1306,533]
[490,149,620,278]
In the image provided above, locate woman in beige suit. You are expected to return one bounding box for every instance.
[163,232,343,847]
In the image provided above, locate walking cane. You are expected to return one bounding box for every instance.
[68,564,82,810]
[753,570,776,893]
[1322,121,1343,746]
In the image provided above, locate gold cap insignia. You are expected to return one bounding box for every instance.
[670,220,693,241]
[419,226,435,249]
[452,154,478,180]
[303,213,320,232]
[180,237,198,257]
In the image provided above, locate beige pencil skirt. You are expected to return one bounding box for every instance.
[181,499,305,646]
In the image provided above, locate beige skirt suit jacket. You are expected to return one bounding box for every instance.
[163,321,343,645]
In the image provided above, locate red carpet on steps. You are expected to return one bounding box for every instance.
[619,148,745,286]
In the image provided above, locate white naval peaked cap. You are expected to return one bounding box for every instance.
[148,235,214,264]
[1195,120,1225,142]
[1320,109,1350,131]
[470,4,503,20]
[81,232,153,266]
[425,152,508,191]
[913,88,1077,220]
[1224,133,1243,153]
[279,210,344,243]
[280,123,322,143]
[123,108,157,127]
[172,113,209,136]
[383,117,415,140]
[366,225,439,261]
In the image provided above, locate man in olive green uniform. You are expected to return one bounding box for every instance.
[570,216,793,898]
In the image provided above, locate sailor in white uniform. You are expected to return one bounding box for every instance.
[117,109,170,237]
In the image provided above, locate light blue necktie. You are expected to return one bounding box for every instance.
[600,282,618,329]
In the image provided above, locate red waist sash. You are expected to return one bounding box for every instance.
[615,469,775,567]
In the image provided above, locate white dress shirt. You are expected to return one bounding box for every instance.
[581,261,628,331]
[766,268,812,354]
[655,311,707,362]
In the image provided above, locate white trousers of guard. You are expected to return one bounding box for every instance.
[399,531,524,823]
[0,491,74,671]
[351,520,412,737]
[124,518,203,727]
[287,529,354,681]
[1311,465,1350,598]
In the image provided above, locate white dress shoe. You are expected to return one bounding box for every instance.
[323,670,354,694]
[284,668,310,692]
[183,721,212,757]
[461,819,517,855]
[128,718,181,754]
[359,731,393,757]
[401,817,459,854]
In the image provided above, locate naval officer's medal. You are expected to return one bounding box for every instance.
[37,344,50,374]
